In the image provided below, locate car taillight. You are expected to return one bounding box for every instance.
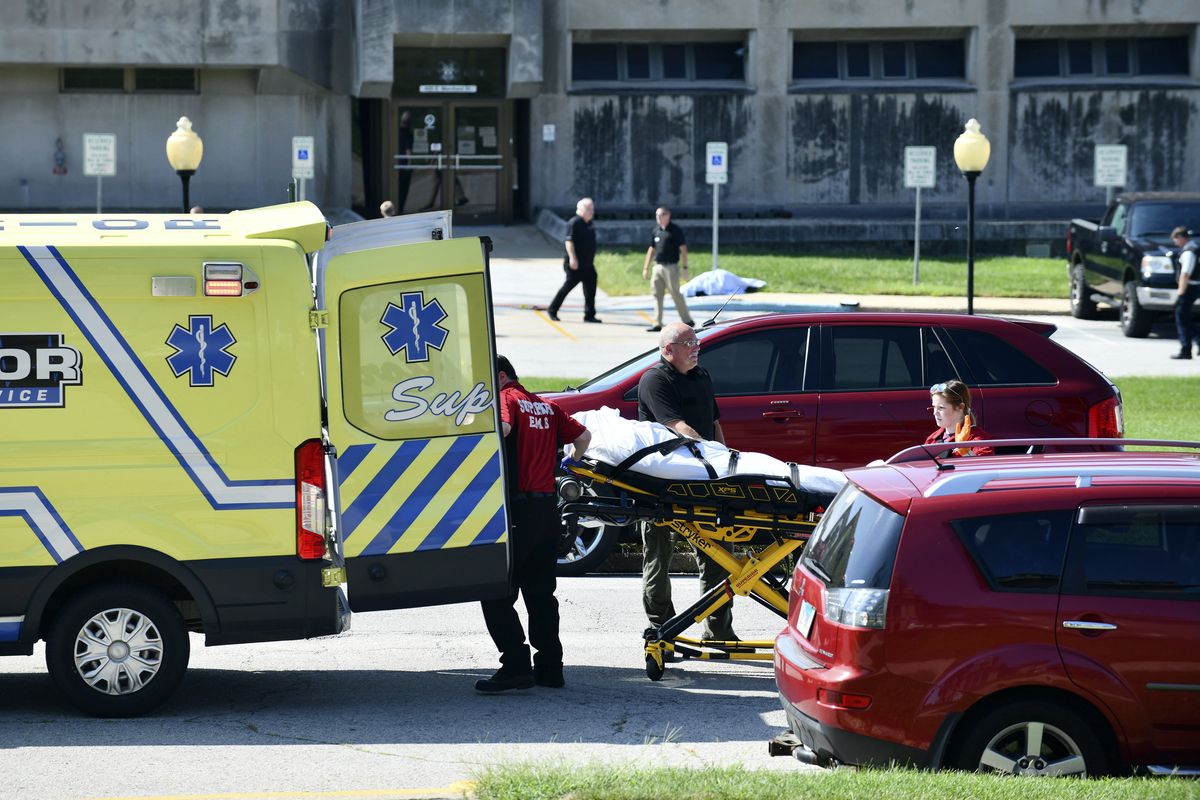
[823,587,888,629]
[1066,228,1072,256]
[1087,395,1124,438]
[818,689,872,710]
[295,439,327,560]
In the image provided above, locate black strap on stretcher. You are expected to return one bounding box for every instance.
[608,437,720,481]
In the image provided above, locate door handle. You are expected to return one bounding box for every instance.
[1063,620,1117,631]
[762,410,802,420]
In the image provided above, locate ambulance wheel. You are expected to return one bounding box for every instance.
[645,654,665,681]
[556,522,622,577]
[46,583,189,718]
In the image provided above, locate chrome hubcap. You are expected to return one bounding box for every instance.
[977,720,1088,777]
[73,607,164,695]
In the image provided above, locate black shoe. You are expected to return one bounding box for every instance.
[474,668,534,694]
[683,321,695,327]
[1170,350,1192,360]
[645,324,662,332]
[547,311,560,321]
[583,316,602,323]
[534,668,565,688]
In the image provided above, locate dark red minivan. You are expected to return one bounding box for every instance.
[546,312,1123,573]
[774,440,1200,776]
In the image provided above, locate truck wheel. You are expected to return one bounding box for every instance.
[45,584,189,718]
[556,522,621,577]
[1070,262,1098,320]
[951,700,1110,777]
[1119,280,1153,338]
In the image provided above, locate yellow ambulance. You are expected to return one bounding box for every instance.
[0,202,510,716]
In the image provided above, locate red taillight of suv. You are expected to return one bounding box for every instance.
[295,439,328,560]
[1066,227,1073,256]
[818,689,872,710]
[1087,395,1124,438]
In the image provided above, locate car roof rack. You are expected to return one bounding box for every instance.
[886,437,1200,465]
[923,463,1200,497]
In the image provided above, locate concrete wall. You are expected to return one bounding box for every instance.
[530,0,1200,218]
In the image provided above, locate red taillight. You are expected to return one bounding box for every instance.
[818,689,872,710]
[1087,395,1124,438]
[295,439,327,560]
[1066,228,1073,256]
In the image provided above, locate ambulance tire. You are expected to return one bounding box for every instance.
[46,583,190,718]
[555,523,621,577]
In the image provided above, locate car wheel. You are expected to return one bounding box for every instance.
[1119,280,1153,338]
[1070,262,1098,320]
[45,583,190,718]
[555,521,621,577]
[951,701,1110,777]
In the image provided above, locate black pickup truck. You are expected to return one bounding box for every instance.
[1067,192,1200,336]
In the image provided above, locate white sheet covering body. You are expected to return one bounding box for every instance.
[570,407,846,496]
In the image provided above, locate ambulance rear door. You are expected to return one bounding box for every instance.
[316,216,511,611]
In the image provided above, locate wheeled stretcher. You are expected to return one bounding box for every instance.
[557,436,839,680]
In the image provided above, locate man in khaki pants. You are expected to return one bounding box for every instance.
[642,207,695,332]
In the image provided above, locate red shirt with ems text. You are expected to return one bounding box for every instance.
[499,381,587,493]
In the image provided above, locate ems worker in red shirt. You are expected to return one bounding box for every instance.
[477,355,591,694]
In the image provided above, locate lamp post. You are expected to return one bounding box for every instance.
[953,118,991,315]
[165,116,203,213]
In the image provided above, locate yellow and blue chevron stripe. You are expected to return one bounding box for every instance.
[338,433,506,556]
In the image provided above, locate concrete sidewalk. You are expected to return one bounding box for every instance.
[462,223,1068,319]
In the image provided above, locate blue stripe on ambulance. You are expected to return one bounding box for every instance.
[336,444,374,482]
[340,439,429,539]
[416,452,501,551]
[469,506,508,547]
[17,245,292,510]
[361,436,481,556]
[0,487,82,564]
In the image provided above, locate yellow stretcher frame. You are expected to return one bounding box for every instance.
[558,461,823,681]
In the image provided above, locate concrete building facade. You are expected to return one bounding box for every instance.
[1,0,1197,241]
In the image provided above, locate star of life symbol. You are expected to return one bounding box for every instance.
[381,292,449,363]
[165,316,237,387]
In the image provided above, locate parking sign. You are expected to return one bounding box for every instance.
[292,136,314,180]
[83,133,117,177]
[706,141,728,185]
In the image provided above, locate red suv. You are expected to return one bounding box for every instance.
[773,439,1200,776]
[547,312,1123,573]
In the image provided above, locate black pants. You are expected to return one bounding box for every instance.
[1175,283,1200,350]
[480,495,561,673]
[548,266,597,319]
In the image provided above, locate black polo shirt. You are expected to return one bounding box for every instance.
[564,214,597,270]
[650,221,686,265]
[637,358,719,440]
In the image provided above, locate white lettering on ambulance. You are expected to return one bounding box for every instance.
[386,376,493,426]
[0,348,31,380]
[0,347,80,382]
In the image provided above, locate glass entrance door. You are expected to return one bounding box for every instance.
[393,103,508,223]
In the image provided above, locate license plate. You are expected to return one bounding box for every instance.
[798,599,816,640]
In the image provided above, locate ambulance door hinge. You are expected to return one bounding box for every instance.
[321,566,346,587]
[309,310,330,329]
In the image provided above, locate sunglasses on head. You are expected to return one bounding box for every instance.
[930,382,949,394]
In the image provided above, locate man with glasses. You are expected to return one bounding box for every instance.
[636,323,737,644]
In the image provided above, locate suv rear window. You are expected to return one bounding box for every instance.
[802,484,903,589]
[954,511,1072,591]
[943,328,1055,386]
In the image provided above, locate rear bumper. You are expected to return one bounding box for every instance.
[778,692,930,769]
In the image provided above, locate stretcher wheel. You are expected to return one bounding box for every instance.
[645,654,665,681]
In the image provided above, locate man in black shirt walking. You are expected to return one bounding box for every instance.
[547,197,602,323]
[642,206,694,332]
[636,322,736,644]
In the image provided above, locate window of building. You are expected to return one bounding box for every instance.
[1014,37,1189,79]
[571,40,747,87]
[134,68,197,92]
[792,39,965,83]
[61,68,125,92]
[61,67,198,93]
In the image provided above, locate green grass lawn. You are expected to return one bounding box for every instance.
[473,764,1200,800]
[593,251,1067,299]
[524,376,1200,444]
